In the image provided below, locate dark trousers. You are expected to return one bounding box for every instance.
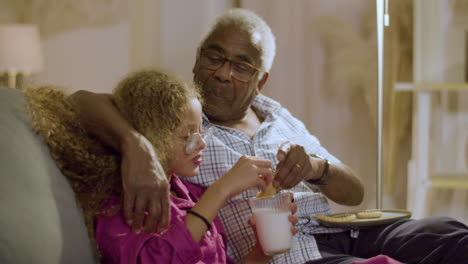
[305,216,468,264]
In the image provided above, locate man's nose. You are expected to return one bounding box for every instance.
[213,60,232,82]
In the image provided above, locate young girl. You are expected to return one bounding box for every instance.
[25,69,297,263]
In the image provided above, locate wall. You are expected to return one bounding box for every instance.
[130,0,231,81]
[31,22,130,93]
[158,0,231,81]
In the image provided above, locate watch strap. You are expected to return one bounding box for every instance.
[308,154,329,185]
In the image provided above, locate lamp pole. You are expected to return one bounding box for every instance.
[7,70,17,89]
[376,0,389,209]
[0,24,43,89]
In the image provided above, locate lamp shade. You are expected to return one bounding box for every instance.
[0,24,43,74]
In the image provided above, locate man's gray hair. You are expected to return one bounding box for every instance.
[198,8,276,74]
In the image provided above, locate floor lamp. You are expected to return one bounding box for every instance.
[0,24,43,89]
[376,0,389,209]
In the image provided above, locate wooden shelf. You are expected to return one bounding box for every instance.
[430,173,468,189]
[395,82,468,92]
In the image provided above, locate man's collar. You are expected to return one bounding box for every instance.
[251,94,282,118]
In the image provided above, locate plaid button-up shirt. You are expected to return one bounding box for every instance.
[182,94,345,263]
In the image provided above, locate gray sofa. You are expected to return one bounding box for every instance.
[0,88,96,263]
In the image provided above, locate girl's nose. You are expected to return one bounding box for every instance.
[196,135,207,151]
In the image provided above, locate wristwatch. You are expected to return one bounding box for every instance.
[308,154,330,185]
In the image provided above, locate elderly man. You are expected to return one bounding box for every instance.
[71,8,467,264]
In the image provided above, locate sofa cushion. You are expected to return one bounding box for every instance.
[0,88,96,263]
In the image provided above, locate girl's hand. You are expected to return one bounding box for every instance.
[218,155,273,198]
[249,193,299,238]
[243,194,298,263]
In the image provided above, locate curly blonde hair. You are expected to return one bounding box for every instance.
[24,69,201,255]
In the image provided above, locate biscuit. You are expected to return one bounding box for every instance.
[356,210,382,219]
[256,183,277,198]
[316,213,356,223]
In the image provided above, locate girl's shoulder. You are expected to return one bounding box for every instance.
[172,175,207,200]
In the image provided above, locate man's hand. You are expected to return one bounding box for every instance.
[274,142,364,206]
[121,132,170,233]
[274,142,321,189]
[69,91,172,231]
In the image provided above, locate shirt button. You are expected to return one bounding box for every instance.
[206,230,212,236]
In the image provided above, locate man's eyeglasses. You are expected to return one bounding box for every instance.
[184,127,215,154]
[198,49,260,82]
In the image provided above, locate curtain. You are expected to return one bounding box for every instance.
[242,0,413,210]
[0,0,128,37]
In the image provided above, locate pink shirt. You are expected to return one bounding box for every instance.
[96,175,235,264]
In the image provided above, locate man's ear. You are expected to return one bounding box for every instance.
[192,62,198,75]
[256,72,269,94]
[192,48,201,75]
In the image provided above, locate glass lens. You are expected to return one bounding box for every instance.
[185,134,200,155]
[199,50,257,82]
[231,62,256,81]
[199,50,224,70]
[185,127,215,154]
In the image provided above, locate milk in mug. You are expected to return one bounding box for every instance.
[253,208,292,255]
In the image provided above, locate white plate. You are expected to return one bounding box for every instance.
[316,209,412,228]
